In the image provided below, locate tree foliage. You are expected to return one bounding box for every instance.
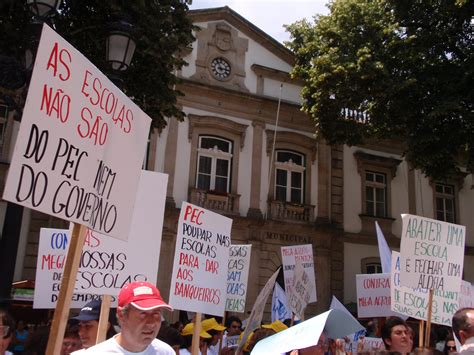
[0,0,195,129]
[286,0,473,180]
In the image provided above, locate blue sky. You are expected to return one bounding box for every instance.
[189,0,330,44]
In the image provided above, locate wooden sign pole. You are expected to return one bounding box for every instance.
[45,223,87,355]
[419,320,425,348]
[191,312,202,355]
[424,289,434,348]
[96,294,112,344]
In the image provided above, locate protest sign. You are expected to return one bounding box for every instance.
[224,335,239,348]
[458,280,474,308]
[356,273,399,318]
[281,244,317,303]
[236,268,280,352]
[2,24,151,241]
[169,202,232,316]
[251,309,364,355]
[288,259,314,318]
[33,170,168,308]
[225,244,251,313]
[400,214,465,292]
[391,251,460,326]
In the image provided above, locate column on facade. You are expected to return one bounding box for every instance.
[163,117,179,207]
[247,119,265,218]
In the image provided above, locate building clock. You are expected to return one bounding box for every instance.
[210,57,231,80]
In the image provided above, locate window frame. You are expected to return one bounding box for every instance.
[266,130,317,205]
[365,170,387,218]
[431,178,465,224]
[354,151,402,219]
[196,135,233,193]
[274,150,306,203]
[361,257,383,274]
[188,114,247,196]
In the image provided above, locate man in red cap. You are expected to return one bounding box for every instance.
[84,281,175,354]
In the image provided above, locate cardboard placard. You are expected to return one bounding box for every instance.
[225,244,252,313]
[391,251,461,326]
[356,273,399,318]
[33,171,167,308]
[3,24,151,241]
[288,259,313,318]
[281,244,317,303]
[169,202,232,316]
[400,214,465,292]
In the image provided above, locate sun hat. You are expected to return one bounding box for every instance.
[118,281,172,311]
[181,323,212,338]
[261,320,288,333]
[201,318,226,332]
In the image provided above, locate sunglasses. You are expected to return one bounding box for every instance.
[447,346,456,350]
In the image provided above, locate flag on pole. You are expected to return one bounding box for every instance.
[271,282,292,322]
[375,221,392,274]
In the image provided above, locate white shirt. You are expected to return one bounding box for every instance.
[460,337,474,355]
[81,334,175,354]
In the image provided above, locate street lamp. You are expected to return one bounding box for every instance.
[106,21,136,71]
[27,0,61,18]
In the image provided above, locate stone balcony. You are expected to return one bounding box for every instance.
[189,188,240,215]
[267,200,315,224]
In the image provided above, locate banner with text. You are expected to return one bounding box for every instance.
[400,214,465,292]
[33,170,167,308]
[3,24,151,241]
[459,280,474,308]
[169,202,232,316]
[391,251,460,326]
[356,273,399,318]
[281,244,317,303]
[225,244,251,313]
[288,259,314,318]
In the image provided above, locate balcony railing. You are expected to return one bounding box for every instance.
[268,200,315,223]
[189,188,240,215]
[341,108,370,124]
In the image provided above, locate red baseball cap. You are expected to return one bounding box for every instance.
[118,281,173,311]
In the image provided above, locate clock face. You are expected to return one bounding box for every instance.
[210,57,231,80]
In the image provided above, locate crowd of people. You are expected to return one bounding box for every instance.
[0,281,473,354]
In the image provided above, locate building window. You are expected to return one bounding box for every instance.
[196,136,233,193]
[361,257,382,274]
[435,183,455,223]
[274,150,305,203]
[365,171,387,217]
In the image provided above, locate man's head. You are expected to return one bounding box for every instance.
[72,299,102,349]
[225,316,242,336]
[452,307,474,344]
[381,317,411,354]
[116,281,172,352]
[61,325,82,355]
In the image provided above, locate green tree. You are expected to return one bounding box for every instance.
[286,0,473,180]
[0,0,195,129]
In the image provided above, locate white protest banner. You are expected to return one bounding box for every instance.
[224,335,239,348]
[391,251,460,326]
[356,273,399,318]
[251,309,364,355]
[2,24,151,241]
[288,259,313,318]
[33,170,167,308]
[281,244,317,303]
[225,244,251,313]
[169,202,232,316]
[400,214,465,291]
[237,268,280,352]
[458,280,474,308]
